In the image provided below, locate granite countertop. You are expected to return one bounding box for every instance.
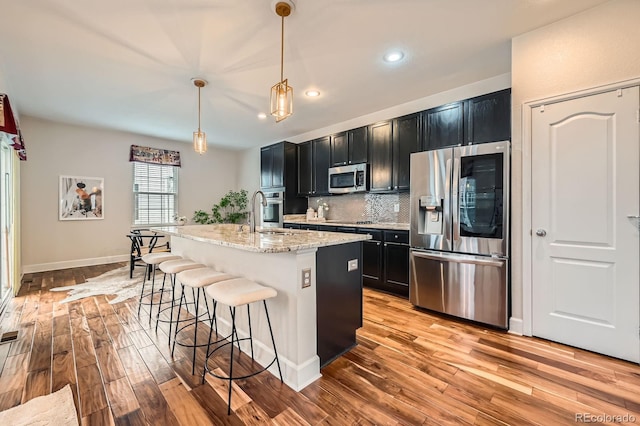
[283,219,410,231]
[151,224,371,253]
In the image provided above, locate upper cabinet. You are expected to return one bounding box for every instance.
[464,88,511,144]
[392,113,421,191]
[369,114,421,193]
[423,101,464,151]
[368,121,393,192]
[298,136,331,196]
[293,88,510,194]
[260,142,286,189]
[330,126,368,167]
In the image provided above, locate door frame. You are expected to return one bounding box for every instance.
[521,77,640,336]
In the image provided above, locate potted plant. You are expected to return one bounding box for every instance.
[193,189,249,224]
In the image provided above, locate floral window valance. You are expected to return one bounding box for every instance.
[0,94,27,161]
[129,144,181,167]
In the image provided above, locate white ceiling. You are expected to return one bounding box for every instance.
[0,0,609,150]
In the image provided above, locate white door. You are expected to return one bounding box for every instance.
[532,86,640,363]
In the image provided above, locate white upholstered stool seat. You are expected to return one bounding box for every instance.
[159,259,205,274]
[153,258,204,340]
[205,278,277,307]
[202,277,282,415]
[173,267,237,374]
[177,267,236,288]
[142,252,181,265]
[137,252,182,321]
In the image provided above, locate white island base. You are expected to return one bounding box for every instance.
[171,236,320,391]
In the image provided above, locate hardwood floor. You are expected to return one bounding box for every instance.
[1,262,639,425]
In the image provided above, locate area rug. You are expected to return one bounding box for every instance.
[0,384,79,426]
[51,266,145,304]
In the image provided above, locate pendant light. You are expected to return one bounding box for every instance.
[192,78,207,154]
[270,1,293,122]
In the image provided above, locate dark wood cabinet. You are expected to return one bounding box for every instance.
[424,101,464,151]
[368,121,393,192]
[298,137,331,196]
[297,141,313,196]
[465,88,511,144]
[260,143,286,189]
[331,127,368,167]
[383,230,409,297]
[348,126,368,165]
[260,141,307,213]
[330,132,348,167]
[313,136,331,195]
[358,229,383,290]
[357,229,408,297]
[392,113,421,191]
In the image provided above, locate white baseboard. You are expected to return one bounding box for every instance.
[508,317,524,335]
[22,254,129,274]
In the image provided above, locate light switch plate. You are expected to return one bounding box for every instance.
[394,203,400,212]
[301,268,312,288]
[347,259,358,272]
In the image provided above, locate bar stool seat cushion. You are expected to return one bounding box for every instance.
[142,252,181,265]
[205,278,277,307]
[159,259,205,274]
[176,268,236,288]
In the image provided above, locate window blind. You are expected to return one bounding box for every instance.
[133,162,178,226]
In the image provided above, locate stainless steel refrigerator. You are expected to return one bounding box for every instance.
[409,140,510,328]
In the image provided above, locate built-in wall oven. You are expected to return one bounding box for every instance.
[260,191,284,228]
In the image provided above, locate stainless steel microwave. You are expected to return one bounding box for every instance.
[328,163,368,194]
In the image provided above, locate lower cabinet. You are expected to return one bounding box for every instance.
[283,223,409,298]
[358,228,409,298]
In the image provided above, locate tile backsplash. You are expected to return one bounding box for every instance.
[309,192,410,223]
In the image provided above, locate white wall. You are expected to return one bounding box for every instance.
[511,0,640,327]
[20,116,239,272]
[238,73,512,195]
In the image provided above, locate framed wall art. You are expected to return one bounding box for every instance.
[59,175,104,220]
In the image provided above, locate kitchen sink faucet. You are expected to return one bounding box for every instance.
[249,190,267,233]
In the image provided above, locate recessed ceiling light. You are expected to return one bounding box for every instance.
[257,113,267,119]
[305,90,321,97]
[383,50,405,63]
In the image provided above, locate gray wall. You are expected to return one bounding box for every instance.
[20,116,239,272]
[510,0,640,329]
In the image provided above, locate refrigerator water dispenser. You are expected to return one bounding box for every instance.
[419,195,443,235]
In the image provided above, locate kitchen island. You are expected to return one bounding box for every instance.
[152,224,369,391]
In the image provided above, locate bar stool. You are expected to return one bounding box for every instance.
[138,252,181,321]
[173,267,236,374]
[156,259,206,342]
[203,278,283,415]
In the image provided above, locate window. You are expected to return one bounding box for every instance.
[132,162,178,226]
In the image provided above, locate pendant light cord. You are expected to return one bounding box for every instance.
[197,85,201,132]
[280,14,285,83]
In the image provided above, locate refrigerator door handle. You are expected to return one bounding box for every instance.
[444,157,452,245]
[451,156,460,243]
[411,250,506,267]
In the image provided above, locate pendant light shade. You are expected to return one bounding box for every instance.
[192,78,207,154]
[270,1,293,122]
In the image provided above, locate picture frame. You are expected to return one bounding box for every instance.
[59,175,104,221]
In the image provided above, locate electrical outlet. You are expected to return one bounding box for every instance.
[301,268,312,288]
[347,259,358,272]
[394,203,400,212]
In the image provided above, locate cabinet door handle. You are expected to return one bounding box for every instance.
[388,186,392,190]
[384,243,388,247]
[376,242,381,246]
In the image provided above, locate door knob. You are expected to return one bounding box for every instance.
[535,229,547,237]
